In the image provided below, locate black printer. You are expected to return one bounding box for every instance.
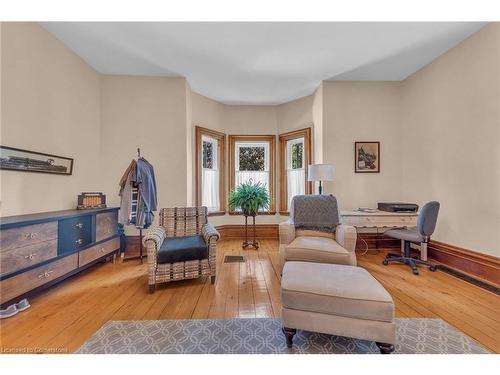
[377,202,419,213]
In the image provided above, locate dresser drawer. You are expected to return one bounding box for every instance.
[58,216,92,254]
[0,222,58,252]
[0,253,78,304]
[0,239,57,276]
[95,212,118,242]
[79,237,119,267]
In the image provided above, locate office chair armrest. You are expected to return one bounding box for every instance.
[336,224,357,253]
[279,219,296,245]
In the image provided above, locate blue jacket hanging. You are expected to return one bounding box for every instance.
[133,157,158,229]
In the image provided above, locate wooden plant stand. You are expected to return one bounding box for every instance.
[242,215,259,249]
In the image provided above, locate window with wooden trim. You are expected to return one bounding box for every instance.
[195,126,226,215]
[229,135,276,214]
[279,128,312,214]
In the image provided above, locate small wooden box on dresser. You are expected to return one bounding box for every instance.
[0,208,120,307]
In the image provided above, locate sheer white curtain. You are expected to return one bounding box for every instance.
[287,169,305,209]
[201,135,220,212]
[235,171,269,188]
[202,169,219,212]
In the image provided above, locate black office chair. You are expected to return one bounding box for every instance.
[383,201,440,275]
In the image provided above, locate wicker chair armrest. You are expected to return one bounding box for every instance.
[142,226,167,251]
[202,223,220,244]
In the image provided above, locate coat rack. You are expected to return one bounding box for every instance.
[123,147,144,263]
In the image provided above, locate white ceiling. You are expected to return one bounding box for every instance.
[41,22,486,105]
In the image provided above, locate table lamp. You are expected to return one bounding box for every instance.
[308,164,334,194]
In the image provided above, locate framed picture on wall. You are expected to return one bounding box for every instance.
[0,145,73,175]
[355,141,380,173]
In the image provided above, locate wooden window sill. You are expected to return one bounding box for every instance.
[208,211,226,217]
[228,211,277,216]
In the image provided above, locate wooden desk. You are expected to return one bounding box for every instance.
[340,210,425,259]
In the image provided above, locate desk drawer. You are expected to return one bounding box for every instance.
[0,222,58,252]
[95,212,118,242]
[79,237,119,267]
[0,239,57,276]
[342,215,417,227]
[0,253,78,304]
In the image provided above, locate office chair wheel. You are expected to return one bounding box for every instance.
[429,265,437,272]
[383,259,389,266]
[412,269,419,275]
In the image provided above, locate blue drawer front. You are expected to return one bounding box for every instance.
[58,216,92,254]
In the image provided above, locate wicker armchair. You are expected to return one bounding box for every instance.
[143,207,219,293]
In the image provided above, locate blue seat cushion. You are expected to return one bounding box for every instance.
[157,235,208,264]
[384,228,424,243]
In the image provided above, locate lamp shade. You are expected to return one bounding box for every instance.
[308,164,334,181]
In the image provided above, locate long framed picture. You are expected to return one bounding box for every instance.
[0,146,73,175]
[355,141,380,173]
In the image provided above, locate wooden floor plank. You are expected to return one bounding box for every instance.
[1,239,498,353]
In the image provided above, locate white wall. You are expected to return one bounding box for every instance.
[321,81,404,210]
[191,92,225,133]
[100,75,189,233]
[0,22,102,216]
[276,95,314,134]
[400,23,500,256]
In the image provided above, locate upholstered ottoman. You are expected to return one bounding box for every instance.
[281,261,396,353]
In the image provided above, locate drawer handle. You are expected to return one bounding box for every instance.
[105,217,112,223]
[24,253,37,260]
[26,232,39,239]
[100,247,106,253]
[37,270,53,279]
[75,223,84,229]
[75,239,83,245]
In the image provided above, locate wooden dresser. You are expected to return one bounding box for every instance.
[0,208,120,307]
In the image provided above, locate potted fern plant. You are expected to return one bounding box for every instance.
[228,180,270,249]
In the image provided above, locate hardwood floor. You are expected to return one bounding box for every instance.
[0,239,499,353]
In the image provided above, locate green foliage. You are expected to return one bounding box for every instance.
[228,180,270,216]
[202,141,214,169]
[239,147,265,171]
[291,143,303,169]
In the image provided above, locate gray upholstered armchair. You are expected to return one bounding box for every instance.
[143,206,219,293]
[279,196,357,271]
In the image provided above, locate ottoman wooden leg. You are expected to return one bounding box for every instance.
[283,327,297,348]
[376,342,395,354]
[148,284,156,294]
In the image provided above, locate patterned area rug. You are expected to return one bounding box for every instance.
[76,318,489,354]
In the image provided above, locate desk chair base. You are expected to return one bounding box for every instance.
[383,241,437,275]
